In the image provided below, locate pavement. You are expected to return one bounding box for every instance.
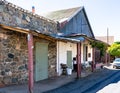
[0,65,119,93]
[0,69,91,93]
[97,81,120,93]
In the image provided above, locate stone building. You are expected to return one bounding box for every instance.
[0,0,58,85]
[0,0,97,87]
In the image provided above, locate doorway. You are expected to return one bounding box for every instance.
[67,51,72,68]
[35,42,48,81]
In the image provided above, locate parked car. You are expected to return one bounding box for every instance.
[113,58,120,69]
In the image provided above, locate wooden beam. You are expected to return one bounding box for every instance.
[0,24,29,34]
[38,33,56,42]
[0,24,56,42]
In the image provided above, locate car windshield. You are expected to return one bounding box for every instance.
[114,58,120,62]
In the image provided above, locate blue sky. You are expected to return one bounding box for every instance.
[7,0,120,41]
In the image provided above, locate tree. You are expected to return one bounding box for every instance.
[108,42,120,57]
[90,41,107,57]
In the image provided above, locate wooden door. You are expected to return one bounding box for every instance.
[67,51,72,68]
[35,42,48,81]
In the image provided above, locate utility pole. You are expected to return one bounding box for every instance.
[107,28,109,45]
[106,28,109,65]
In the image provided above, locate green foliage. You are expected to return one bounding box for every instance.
[114,41,120,44]
[108,42,120,57]
[90,41,107,57]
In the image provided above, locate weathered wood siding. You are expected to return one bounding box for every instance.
[60,10,93,37]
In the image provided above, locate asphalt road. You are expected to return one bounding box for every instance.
[44,68,120,93]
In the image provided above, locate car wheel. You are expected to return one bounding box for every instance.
[113,66,116,69]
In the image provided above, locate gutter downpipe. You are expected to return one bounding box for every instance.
[27,33,34,93]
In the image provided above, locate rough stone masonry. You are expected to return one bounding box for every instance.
[0,0,58,86]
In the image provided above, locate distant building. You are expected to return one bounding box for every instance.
[95,36,114,45]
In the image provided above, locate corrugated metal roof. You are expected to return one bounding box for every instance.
[0,24,80,43]
[62,34,95,41]
[1,23,98,44]
[43,7,82,22]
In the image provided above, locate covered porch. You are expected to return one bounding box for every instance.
[56,34,96,78]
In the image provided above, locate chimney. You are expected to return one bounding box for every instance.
[32,6,35,13]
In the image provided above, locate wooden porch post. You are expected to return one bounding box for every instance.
[27,33,34,93]
[92,47,95,72]
[105,52,107,66]
[77,42,81,78]
[108,53,110,65]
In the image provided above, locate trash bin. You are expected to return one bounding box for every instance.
[67,68,72,75]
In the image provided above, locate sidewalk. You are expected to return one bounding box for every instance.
[0,71,91,93]
[0,66,118,93]
[44,67,119,93]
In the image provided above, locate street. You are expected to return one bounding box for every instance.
[44,68,120,93]
[84,69,120,93]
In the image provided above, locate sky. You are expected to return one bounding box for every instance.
[7,0,120,41]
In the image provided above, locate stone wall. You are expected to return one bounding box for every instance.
[0,0,57,34]
[0,0,57,86]
[48,42,57,77]
[0,28,28,85]
[33,37,57,78]
[0,28,57,86]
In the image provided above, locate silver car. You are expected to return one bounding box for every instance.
[113,58,120,69]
